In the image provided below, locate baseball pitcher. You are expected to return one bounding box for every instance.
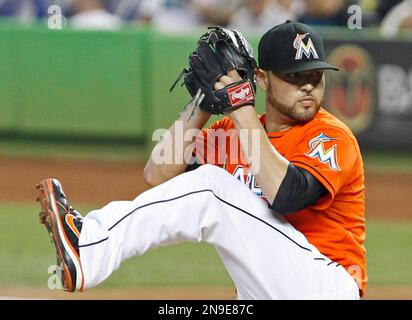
[37,21,366,299]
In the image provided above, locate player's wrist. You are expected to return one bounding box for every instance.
[218,79,256,113]
[226,104,256,118]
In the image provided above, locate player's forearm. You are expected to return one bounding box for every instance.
[228,106,289,203]
[144,104,211,187]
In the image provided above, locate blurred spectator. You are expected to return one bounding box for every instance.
[148,0,200,32]
[105,0,154,24]
[0,0,79,22]
[229,0,303,35]
[357,0,379,26]
[5,0,407,33]
[352,0,406,27]
[191,0,240,26]
[374,0,404,21]
[147,0,239,33]
[0,0,53,22]
[69,0,123,30]
[298,0,354,26]
[380,0,412,36]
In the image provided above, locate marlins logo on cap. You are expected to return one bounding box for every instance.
[258,20,339,74]
[293,33,319,60]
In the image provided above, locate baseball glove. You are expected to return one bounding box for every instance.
[171,26,258,115]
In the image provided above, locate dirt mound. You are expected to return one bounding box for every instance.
[1,155,410,219]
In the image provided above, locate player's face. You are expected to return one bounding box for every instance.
[260,69,325,124]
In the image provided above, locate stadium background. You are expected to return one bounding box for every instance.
[0,0,412,299]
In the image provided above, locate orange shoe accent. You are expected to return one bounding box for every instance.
[65,213,81,238]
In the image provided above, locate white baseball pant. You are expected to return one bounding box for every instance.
[78,164,359,299]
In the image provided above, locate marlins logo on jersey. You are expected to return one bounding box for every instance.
[293,33,319,60]
[305,133,340,171]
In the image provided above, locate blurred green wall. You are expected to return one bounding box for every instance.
[0,23,266,149]
[0,24,148,138]
[1,22,410,152]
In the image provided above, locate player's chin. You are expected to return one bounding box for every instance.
[293,103,320,123]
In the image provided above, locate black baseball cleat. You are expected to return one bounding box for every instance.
[37,178,85,292]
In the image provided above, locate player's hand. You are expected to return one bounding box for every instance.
[214,69,242,91]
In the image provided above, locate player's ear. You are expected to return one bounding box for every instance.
[256,69,269,92]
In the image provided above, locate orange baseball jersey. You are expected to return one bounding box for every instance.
[192,108,367,296]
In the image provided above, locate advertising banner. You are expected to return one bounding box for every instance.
[324,38,412,150]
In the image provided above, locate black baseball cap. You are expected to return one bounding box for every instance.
[258,20,339,74]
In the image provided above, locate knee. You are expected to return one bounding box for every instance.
[196,164,229,180]
[191,164,233,190]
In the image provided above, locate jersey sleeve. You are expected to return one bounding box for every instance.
[287,127,359,210]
